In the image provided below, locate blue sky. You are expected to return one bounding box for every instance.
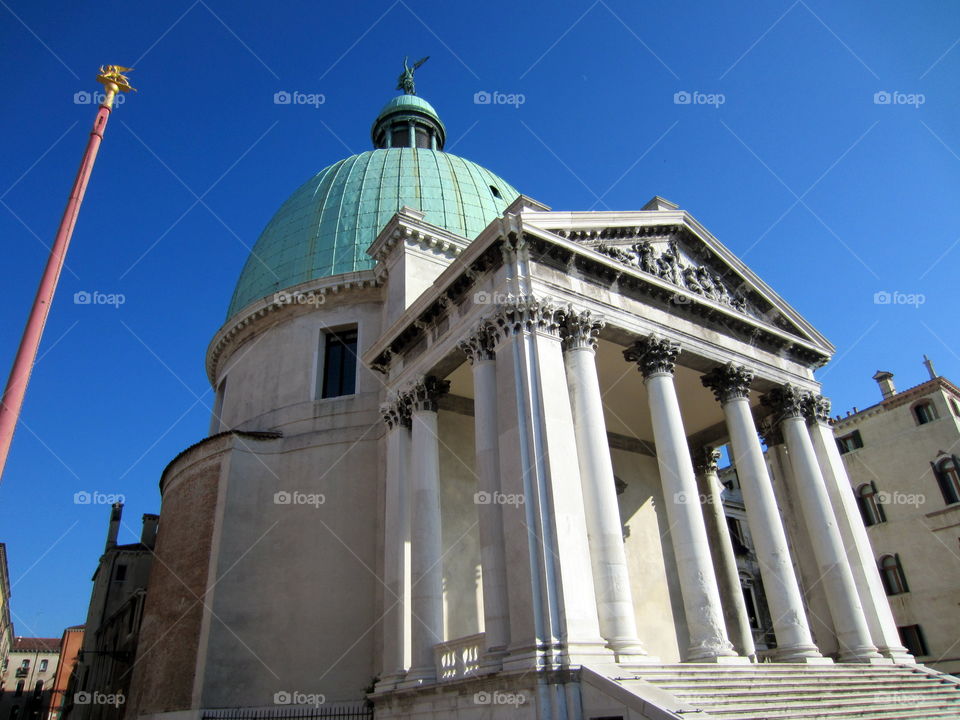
[1,0,958,637]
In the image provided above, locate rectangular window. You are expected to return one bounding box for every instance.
[898,624,928,656]
[115,564,127,582]
[38,660,47,672]
[321,329,357,399]
[836,430,864,454]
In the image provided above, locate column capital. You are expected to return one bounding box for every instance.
[701,363,754,404]
[403,376,450,414]
[458,323,497,365]
[761,384,811,421]
[561,308,604,352]
[488,295,564,343]
[757,416,784,447]
[803,394,832,426]
[623,334,680,377]
[692,446,722,475]
[381,395,411,429]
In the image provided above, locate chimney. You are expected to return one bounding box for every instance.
[105,502,123,552]
[140,514,159,549]
[872,371,896,400]
[923,355,937,380]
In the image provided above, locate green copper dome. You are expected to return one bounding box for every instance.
[226,96,519,320]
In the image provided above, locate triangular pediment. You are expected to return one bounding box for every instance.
[521,206,832,354]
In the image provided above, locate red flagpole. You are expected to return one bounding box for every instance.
[0,67,134,482]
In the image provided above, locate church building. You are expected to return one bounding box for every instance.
[122,73,960,720]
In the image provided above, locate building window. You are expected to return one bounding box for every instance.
[320,329,358,399]
[726,517,749,555]
[951,399,960,417]
[740,574,761,630]
[836,430,863,454]
[15,680,23,697]
[879,554,909,595]
[115,564,128,582]
[914,401,937,425]
[932,456,960,505]
[19,659,29,669]
[856,482,886,526]
[38,659,47,672]
[32,680,42,698]
[898,624,928,656]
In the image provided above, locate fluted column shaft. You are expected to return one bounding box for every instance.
[702,365,823,662]
[377,400,412,689]
[764,386,881,662]
[404,377,449,684]
[563,310,648,660]
[625,337,737,662]
[460,328,510,662]
[694,448,757,660]
[807,396,910,660]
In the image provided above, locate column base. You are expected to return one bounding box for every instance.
[615,651,662,664]
[607,637,656,664]
[685,640,740,663]
[685,655,753,664]
[772,645,830,663]
[372,671,407,694]
[879,646,916,664]
[838,645,889,664]
[397,665,436,689]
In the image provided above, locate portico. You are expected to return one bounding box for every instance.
[366,198,912,699]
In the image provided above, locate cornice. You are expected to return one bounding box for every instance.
[205,270,381,385]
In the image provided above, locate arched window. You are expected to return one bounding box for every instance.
[32,680,42,698]
[879,554,909,595]
[914,401,937,425]
[951,399,960,418]
[856,483,886,526]
[932,456,960,505]
[14,680,23,697]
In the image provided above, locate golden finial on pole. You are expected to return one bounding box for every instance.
[96,65,135,108]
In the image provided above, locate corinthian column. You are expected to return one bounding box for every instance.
[459,325,510,665]
[562,309,648,661]
[701,365,824,662]
[763,385,880,663]
[805,395,912,663]
[402,376,449,685]
[693,446,757,660]
[488,296,608,671]
[624,336,738,662]
[377,397,411,690]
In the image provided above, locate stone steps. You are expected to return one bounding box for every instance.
[611,663,960,720]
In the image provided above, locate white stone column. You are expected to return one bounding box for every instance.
[402,376,448,685]
[377,398,412,690]
[562,309,649,661]
[693,446,757,660]
[764,385,881,663]
[459,326,510,665]
[489,297,609,671]
[806,395,912,662]
[624,336,738,662]
[701,364,824,662]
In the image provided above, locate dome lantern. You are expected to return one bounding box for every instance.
[371,94,446,150]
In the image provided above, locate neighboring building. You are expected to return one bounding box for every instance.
[112,75,960,719]
[0,637,60,719]
[47,626,84,720]
[832,358,960,675]
[0,545,12,676]
[65,505,155,720]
